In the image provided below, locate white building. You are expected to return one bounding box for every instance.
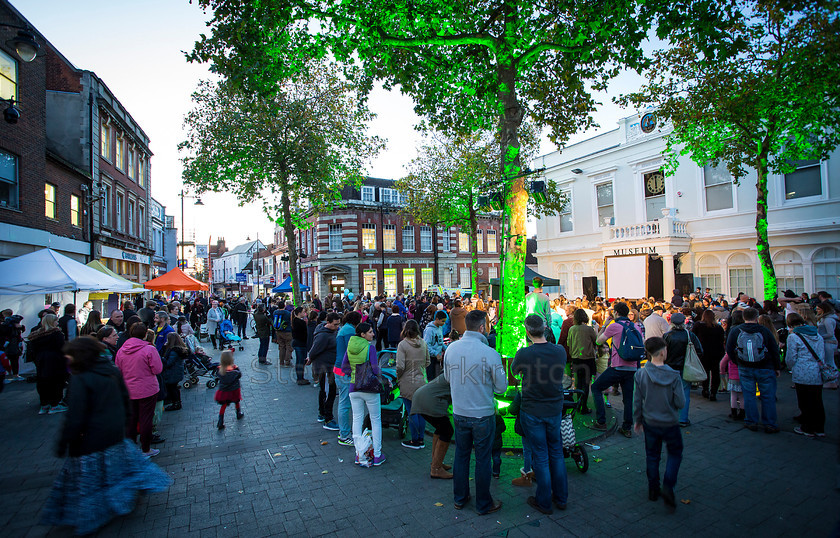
[534,112,840,301]
[212,239,265,292]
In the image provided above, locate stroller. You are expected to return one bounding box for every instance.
[182,334,220,389]
[362,366,407,439]
[560,389,589,473]
[218,319,244,351]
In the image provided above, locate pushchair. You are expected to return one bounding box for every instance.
[362,366,407,439]
[218,319,244,351]
[182,334,220,389]
[561,389,589,473]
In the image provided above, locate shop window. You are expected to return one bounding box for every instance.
[403,268,415,294]
[384,268,397,296]
[363,269,377,296]
[421,267,434,290]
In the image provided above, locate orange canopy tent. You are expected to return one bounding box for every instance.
[143,267,209,291]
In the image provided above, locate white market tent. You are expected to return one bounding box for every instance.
[0,248,137,295]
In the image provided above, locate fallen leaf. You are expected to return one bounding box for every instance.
[273,453,282,457]
[321,441,328,445]
[434,502,443,507]
[681,499,691,504]
[322,470,328,474]
[594,458,603,463]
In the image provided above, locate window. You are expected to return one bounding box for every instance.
[363,269,377,296]
[328,224,342,251]
[138,203,145,240]
[383,224,396,251]
[128,149,135,180]
[702,163,733,211]
[384,268,397,296]
[70,194,80,226]
[476,229,483,253]
[361,186,374,202]
[0,149,18,209]
[728,253,753,300]
[784,159,821,200]
[443,270,452,288]
[594,261,605,296]
[403,268,415,294]
[399,192,408,205]
[128,199,135,235]
[115,135,124,170]
[45,183,56,219]
[101,182,111,226]
[487,230,497,253]
[559,191,573,232]
[421,267,434,290]
[362,223,376,250]
[459,231,469,252]
[459,267,471,288]
[643,170,666,220]
[697,256,722,295]
[489,266,498,280]
[596,182,614,226]
[0,49,17,102]
[573,263,584,298]
[774,250,804,295]
[813,247,840,298]
[137,157,145,188]
[556,264,569,295]
[312,228,318,254]
[441,228,451,252]
[380,187,397,205]
[402,226,415,251]
[116,191,124,231]
[420,226,433,252]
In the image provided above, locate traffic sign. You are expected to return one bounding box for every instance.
[235,272,247,283]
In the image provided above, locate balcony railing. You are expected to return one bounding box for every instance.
[603,208,689,243]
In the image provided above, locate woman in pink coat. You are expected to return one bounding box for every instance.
[115,323,163,457]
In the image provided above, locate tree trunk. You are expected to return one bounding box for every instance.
[496,56,527,358]
[281,188,301,306]
[755,140,776,301]
[468,198,479,297]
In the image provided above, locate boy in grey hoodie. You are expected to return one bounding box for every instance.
[633,337,686,512]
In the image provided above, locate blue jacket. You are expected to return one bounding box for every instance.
[154,323,174,353]
[335,323,356,369]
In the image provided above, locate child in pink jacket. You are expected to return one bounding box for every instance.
[719,353,742,420]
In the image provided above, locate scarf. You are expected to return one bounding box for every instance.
[347,335,371,383]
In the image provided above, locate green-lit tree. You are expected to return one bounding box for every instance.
[189,0,733,355]
[396,128,565,297]
[179,66,383,304]
[620,0,840,300]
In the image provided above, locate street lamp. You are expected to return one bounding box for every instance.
[178,189,203,272]
[2,26,42,124]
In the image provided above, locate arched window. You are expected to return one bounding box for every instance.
[573,263,584,298]
[813,247,840,298]
[697,255,722,295]
[728,253,753,300]
[774,250,804,295]
[594,261,605,297]
[556,264,568,295]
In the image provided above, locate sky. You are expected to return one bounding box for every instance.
[18,0,646,247]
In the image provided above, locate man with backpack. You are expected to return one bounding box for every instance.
[589,302,645,438]
[273,300,294,367]
[725,307,781,433]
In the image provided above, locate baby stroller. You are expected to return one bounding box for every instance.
[363,367,407,438]
[182,334,220,389]
[561,389,589,473]
[218,319,244,351]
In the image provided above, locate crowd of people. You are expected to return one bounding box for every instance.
[0,282,836,530]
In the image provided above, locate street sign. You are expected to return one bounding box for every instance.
[269,276,276,285]
[235,272,247,283]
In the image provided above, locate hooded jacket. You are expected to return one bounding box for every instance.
[308,322,337,365]
[334,323,357,369]
[396,337,430,399]
[785,326,824,386]
[340,336,379,392]
[633,362,686,428]
[59,355,130,457]
[115,337,164,399]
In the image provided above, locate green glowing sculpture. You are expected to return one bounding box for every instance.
[179,67,383,305]
[189,0,732,354]
[621,0,840,301]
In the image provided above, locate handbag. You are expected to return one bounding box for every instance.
[682,329,707,382]
[560,415,576,447]
[353,360,381,393]
[794,333,839,384]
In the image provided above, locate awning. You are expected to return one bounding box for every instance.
[272,276,310,293]
[86,260,145,290]
[144,267,209,291]
[0,248,138,295]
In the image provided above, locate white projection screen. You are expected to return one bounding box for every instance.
[605,255,648,299]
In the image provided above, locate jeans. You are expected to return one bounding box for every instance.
[400,397,426,442]
[236,320,246,338]
[293,346,306,380]
[350,391,382,458]
[679,378,691,423]
[739,367,778,428]
[453,414,496,513]
[258,337,270,361]
[592,367,635,429]
[522,436,533,473]
[521,411,568,509]
[643,422,683,492]
[336,374,353,439]
[492,446,502,476]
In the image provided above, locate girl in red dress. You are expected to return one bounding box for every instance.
[214,350,243,429]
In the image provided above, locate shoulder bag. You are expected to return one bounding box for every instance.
[682,329,707,382]
[794,333,839,384]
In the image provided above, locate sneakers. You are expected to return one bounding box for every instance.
[317,415,326,423]
[793,426,815,437]
[373,454,386,466]
[588,421,608,431]
[323,420,339,431]
[617,427,632,438]
[401,439,425,449]
[337,436,354,446]
[49,404,68,414]
[39,405,50,415]
[142,449,160,458]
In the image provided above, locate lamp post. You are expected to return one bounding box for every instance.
[178,189,203,273]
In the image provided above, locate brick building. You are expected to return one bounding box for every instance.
[287,178,502,298]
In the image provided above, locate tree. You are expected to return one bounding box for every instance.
[620,0,840,301]
[179,65,383,304]
[189,0,733,355]
[395,127,565,297]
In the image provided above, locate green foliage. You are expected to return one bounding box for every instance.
[620,0,840,300]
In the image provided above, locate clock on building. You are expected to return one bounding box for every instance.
[644,170,665,197]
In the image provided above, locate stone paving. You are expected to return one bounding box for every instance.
[1,334,838,537]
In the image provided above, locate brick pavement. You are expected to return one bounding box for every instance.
[1,335,838,537]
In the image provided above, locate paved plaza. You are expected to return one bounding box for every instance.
[1,336,838,537]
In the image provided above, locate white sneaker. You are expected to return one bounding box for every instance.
[143,449,160,458]
[49,404,68,414]
[39,405,50,415]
